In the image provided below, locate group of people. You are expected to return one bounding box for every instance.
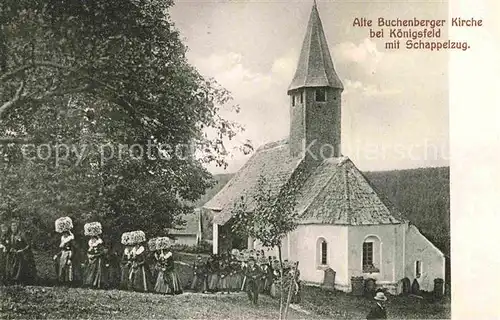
[52,217,184,295]
[190,249,301,305]
[0,219,37,285]
[0,216,302,306]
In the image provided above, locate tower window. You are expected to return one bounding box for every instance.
[299,91,304,104]
[315,88,326,102]
[292,95,296,107]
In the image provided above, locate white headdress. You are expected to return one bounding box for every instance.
[84,222,102,236]
[55,217,73,233]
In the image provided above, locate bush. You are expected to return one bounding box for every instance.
[170,241,212,254]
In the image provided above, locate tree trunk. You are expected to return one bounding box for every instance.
[278,245,284,320]
[283,264,295,319]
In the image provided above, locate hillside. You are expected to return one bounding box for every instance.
[364,167,450,256]
[194,173,234,207]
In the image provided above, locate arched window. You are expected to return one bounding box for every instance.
[362,235,381,273]
[317,237,328,266]
[415,261,422,278]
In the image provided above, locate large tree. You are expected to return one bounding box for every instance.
[0,0,245,247]
[231,173,305,319]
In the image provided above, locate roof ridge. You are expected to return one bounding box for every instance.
[315,15,329,86]
[256,139,288,152]
[303,13,312,88]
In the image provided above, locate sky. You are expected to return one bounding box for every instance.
[169,0,449,174]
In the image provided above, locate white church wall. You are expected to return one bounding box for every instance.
[347,224,405,293]
[404,224,445,293]
[288,225,349,287]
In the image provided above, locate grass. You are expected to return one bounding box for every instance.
[8,251,450,319]
[300,286,451,319]
[0,286,312,319]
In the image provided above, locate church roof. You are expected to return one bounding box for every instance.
[288,3,343,92]
[204,140,303,224]
[204,140,405,226]
[295,157,404,225]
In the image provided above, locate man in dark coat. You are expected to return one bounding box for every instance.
[244,257,262,305]
[366,291,388,319]
[191,255,208,293]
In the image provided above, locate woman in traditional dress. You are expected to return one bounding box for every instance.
[119,232,133,290]
[53,217,80,286]
[263,256,274,295]
[128,231,152,292]
[207,254,219,293]
[153,245,183,295]
[0,223,11,284]
[233,255,245,292]
[269,259,281,299]
[83,222,108,289]
[148,238,159,282]
[7,219,37,285]
[218,255,230,294]
[106,244,122,289]
[227,249,239,292]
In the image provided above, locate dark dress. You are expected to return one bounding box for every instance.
[129,245,153,292]
[263,263,273,294]
[228,260,243,292]
[84,237,108,289]
[190,260,208,292]
[366,303,387,319]
[120,247,133,290]
[106,251,122,289]
[207,259,219,292]
[218,260,230,293]
[54,233,81,286]
[270,269,281,299]
[0,232,10,284]
[154,252,183,295]
[7,231,37,285]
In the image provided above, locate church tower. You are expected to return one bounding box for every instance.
[288,2,343,162]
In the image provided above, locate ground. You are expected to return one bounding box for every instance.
[0,286,311,319]
[0,251,451,319]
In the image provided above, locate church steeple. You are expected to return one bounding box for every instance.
[288,2,343,92]
[288,2,343,162]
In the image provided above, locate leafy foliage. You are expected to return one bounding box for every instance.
[0,0,245,248]
[230,175,300,249]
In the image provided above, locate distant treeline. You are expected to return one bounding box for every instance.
[364,167,450,257]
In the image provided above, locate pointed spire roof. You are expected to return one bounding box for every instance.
[288,2,343,93]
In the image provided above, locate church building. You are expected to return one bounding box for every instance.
[202,3,445,294]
